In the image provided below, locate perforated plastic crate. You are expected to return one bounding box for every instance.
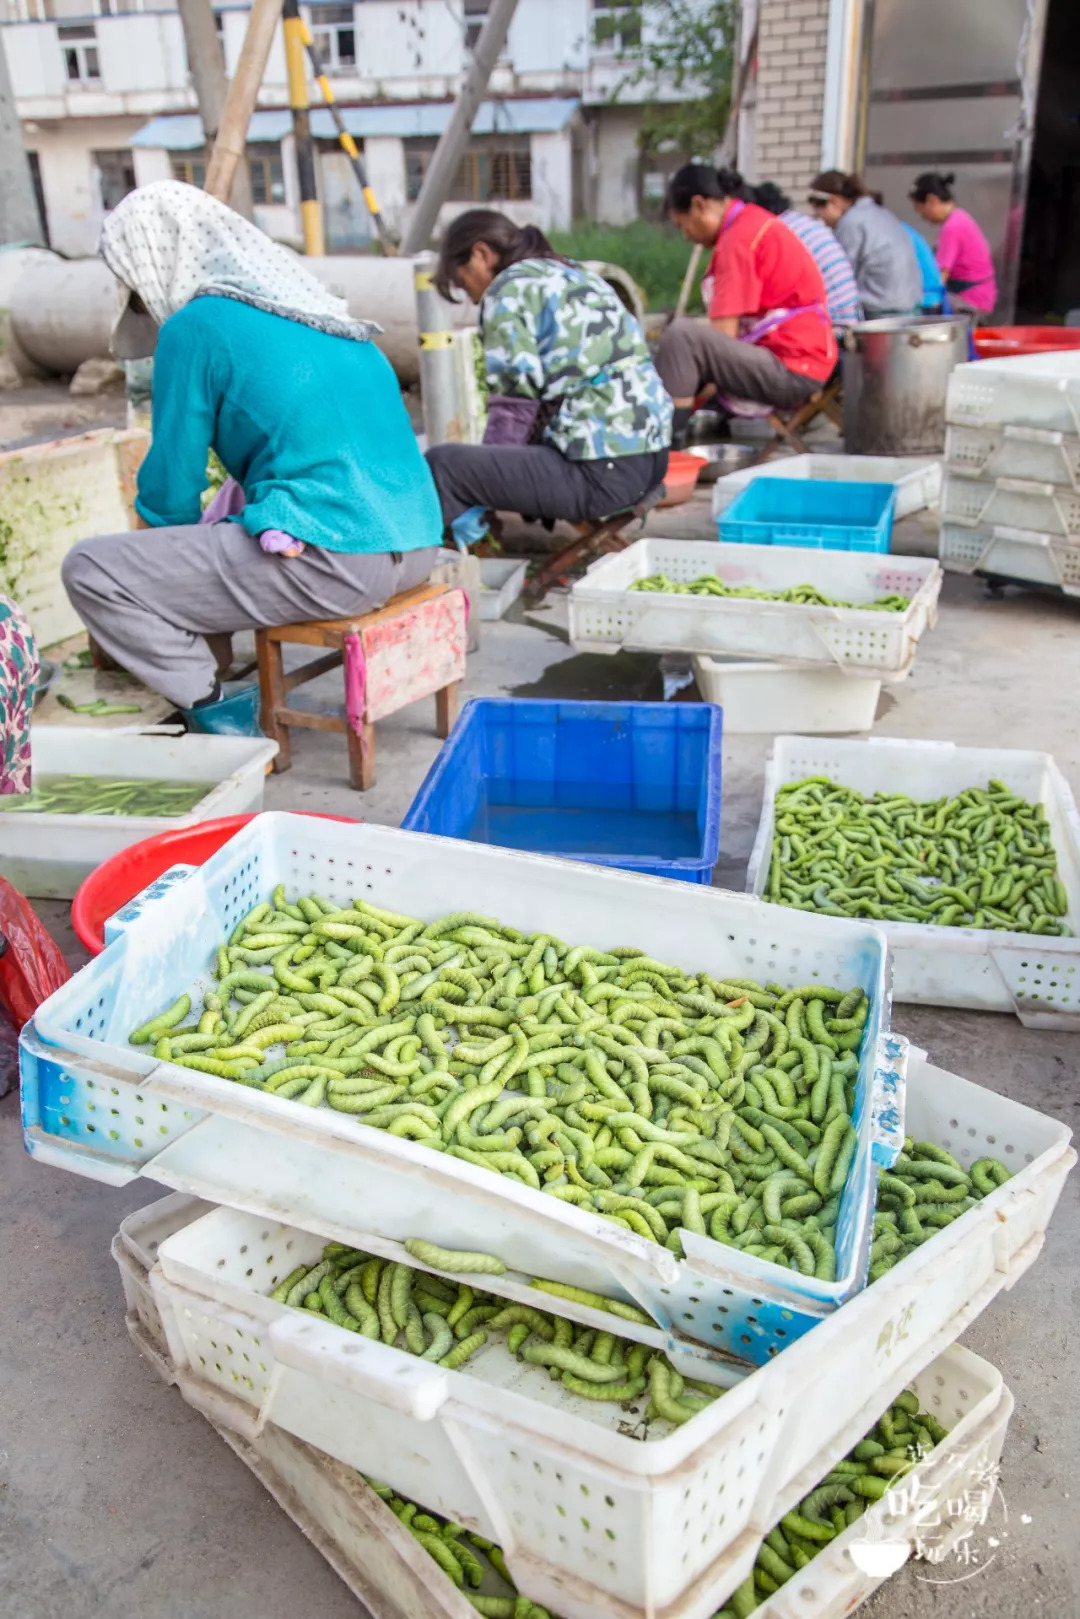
[21,814,900,1364]
[939,520,1080,595]
[942,469,1080,538]
[947,351,1080,436]
[711,454,941,521]
[146,1202,1014,1619]
[719,480,896,553]
[0,727,278,899]
[946,421,1080,489]
[113,1202,1018,1619]
[748,736,1080,1022]
[568,539,941,674]
[401,698,723,883]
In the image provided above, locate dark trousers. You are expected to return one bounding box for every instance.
[426,442,669,526]
[655,318,820,410]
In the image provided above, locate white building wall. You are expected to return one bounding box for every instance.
[363,135,407,234]
[592,106,640,225]
[31,114,144,254]
[132,146,174,187]
[530,130,573,231]
[506,0,589,74]
[353,0,461,86]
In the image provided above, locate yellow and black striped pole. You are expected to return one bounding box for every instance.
[298,15,397,253]
[282,0,324,255]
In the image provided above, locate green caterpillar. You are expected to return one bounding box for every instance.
[629,573,910,613]
[129,892,878,1280]
[766,775,1070,936]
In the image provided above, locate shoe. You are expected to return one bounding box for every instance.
[182,681,263,737]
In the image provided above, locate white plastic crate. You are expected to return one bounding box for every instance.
[946,421,1080,489]
[114,1201,1016,1619]
[568,539,941,674]
[20,815,900,1364]
[946,351,1080,436]
[1,727,278,898]
[478,557,527,619]
[747,736,1080,1023]
[148,1200,1016,1619]
[942,469,1080,539]
[111,1191,214,1359]
[692,658,881,734]
[710,455,942,521]
[939,519,1080,595]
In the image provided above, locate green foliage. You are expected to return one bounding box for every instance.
[549,220,702,313]
[617,0,738,160]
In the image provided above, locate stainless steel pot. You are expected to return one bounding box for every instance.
[842,315,971,455]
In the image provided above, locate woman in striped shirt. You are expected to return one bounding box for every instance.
[753,182,863,328]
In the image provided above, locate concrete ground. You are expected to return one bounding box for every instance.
[1,478,1078,1618]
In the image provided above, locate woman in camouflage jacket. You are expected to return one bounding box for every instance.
[427,211,672,546]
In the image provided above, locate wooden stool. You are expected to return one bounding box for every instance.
[523,484,665,603]
[255,582,467,790]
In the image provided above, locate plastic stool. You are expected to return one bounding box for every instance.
[255,582,467,790]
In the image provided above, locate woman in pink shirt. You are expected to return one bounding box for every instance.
[909,172,997,320]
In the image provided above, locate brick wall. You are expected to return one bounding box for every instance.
[752,0,831,198]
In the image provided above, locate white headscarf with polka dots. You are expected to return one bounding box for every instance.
[100,179,379,353]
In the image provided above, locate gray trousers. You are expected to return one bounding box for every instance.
[426,442,669,526]
[655,318,821,410]
[61,523,440,709]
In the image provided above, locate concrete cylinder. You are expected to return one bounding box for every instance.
[0,247,70,378]
[10,256,117,374]
[8,251,474,384]
[303,254,473,384]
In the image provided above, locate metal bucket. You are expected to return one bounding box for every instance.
[842,315,971,455]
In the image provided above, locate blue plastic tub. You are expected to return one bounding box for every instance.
[718,477,896,552]
[403,698,723,883]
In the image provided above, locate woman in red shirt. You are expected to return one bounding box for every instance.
[655,165,837,444]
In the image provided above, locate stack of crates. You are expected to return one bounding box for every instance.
[940,350,1080,594]
[16,814,1077,1619]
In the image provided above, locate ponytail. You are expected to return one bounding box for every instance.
[665,163,748,216]
[909,170,955,203]
[809,169,864,202]
[434,210,564,301]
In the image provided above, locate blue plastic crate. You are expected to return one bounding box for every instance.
[718,477,897,552]
[402,698,722,883]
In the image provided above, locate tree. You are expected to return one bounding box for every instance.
[614,0,738,161]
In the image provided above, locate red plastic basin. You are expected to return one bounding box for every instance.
[974,326,1080,361]
[658,449,704,508]
[71,811,357,955]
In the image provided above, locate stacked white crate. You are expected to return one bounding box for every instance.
[941,350,1080,593]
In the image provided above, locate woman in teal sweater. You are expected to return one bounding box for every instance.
[63,182,442,733]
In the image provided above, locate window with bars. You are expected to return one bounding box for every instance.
[463,0,487,52]
[171,152,207,188]
[249,146,286,206]
[591,0,641,57]
[58,22,100,81]
[171,147,284,207]
[405,137,531,203]
[308,3,355,71]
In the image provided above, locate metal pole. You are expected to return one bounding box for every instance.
[177,0,254,218]
[300,20,396,251]
[204,0,284,205]
[414,255,462,446]
[400,0,520,255]
[282,0,324,254]
[0,30,43,244]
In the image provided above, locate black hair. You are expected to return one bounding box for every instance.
[809,169,864,202]
[752,181,791,216]
[664,164,748,216]
[434,209,564,301]
[910,171,955,203]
